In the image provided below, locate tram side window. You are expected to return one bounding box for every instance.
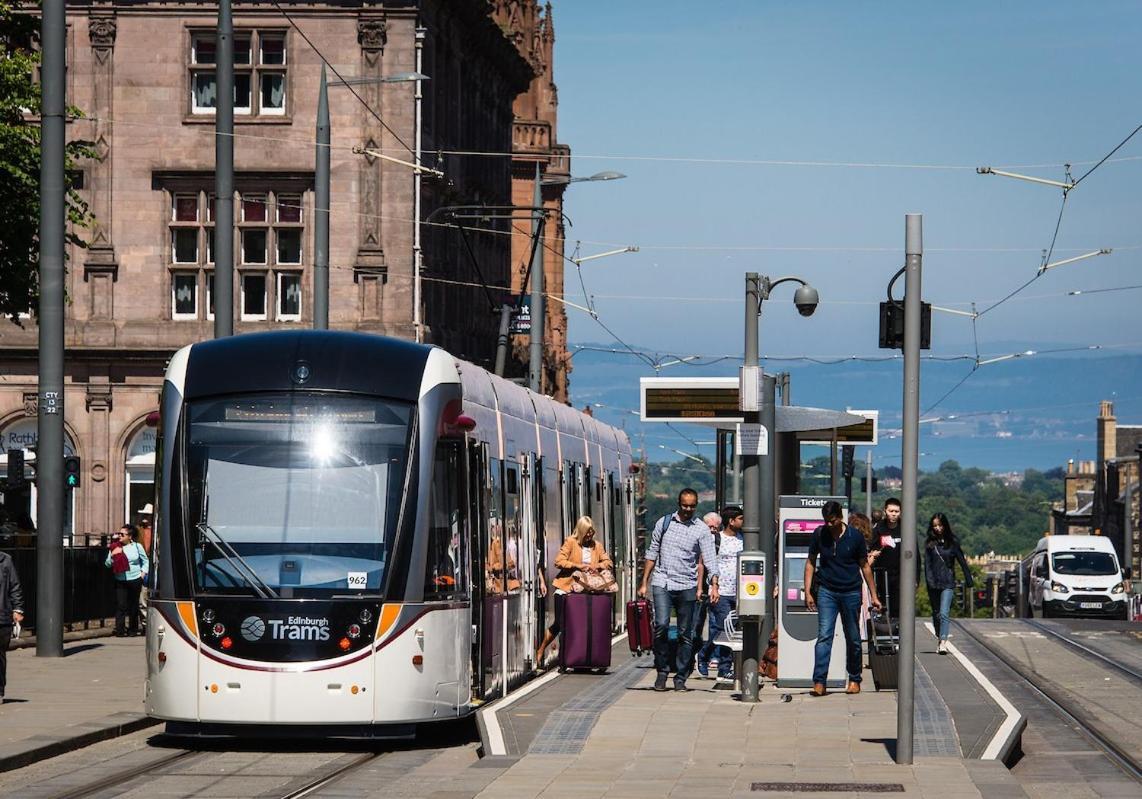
[424,444,465,598]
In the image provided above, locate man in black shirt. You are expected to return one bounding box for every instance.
[870,497,902,609]
[805,501,881,696]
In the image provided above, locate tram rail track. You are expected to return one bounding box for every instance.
[45,745,387,799]
[1022,619,1142,684]
[47,749,202,799]
[953,619,1142,783]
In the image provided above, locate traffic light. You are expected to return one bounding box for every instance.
[6,449,26,490]
[975,576,993,609]
[64,455,81,489]
[841,445,855,479]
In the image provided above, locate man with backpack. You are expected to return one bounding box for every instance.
[638,488,719,692]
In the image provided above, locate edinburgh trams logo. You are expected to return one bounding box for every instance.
[240,616,266,641]
[239,615,331,642]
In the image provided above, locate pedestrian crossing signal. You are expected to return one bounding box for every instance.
[64,456,81,489]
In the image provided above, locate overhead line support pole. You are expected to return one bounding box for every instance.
[214,0,234,337]
[896,213,923,765]
[37,0,67,658]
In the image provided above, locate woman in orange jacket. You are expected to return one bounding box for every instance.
[535,516,613,666]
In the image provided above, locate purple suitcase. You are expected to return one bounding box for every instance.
[559,592,613,671]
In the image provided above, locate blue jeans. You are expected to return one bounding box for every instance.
[928,586,954,642]
[697,595,736,676]
[651,585,697,680]
[813,585,863,685]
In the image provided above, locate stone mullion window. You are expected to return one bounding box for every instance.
[189,29,287,118]
[163,180,306,322]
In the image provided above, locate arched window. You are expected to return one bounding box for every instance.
[125,426,157,525]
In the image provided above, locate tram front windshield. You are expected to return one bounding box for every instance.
[185,393,413,597]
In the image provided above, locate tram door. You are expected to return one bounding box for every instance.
[625,474,639,574]
[608,473,626,630]
[502,461,526,690]
[472,445,504,700]
[518,454,540,669]
[575,464,591,520]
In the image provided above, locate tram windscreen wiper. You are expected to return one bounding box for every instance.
[196,522,278,599]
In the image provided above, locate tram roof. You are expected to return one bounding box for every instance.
[183,330,432,401]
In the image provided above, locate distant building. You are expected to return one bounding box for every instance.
[1049,401,1140,579]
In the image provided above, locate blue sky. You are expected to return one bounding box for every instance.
[549,1,1142,468]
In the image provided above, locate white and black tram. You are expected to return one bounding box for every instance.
[144,331,638,736]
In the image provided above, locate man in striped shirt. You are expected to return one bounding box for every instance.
[639,488,719,691]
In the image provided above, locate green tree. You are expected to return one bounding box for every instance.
[1,0,94,321]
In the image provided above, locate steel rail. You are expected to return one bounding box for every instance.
[50,750,201,799]
[279,751,385,799]
[1023,619,1142,684]
[953,620,1142,782]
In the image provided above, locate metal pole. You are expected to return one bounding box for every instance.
[740,273,762,703]
[36,0,66,658]
[213,0,234,338]
[527,164,545,393]
[993,576,999,620]
[759,373,777,657]
[493,304,512,376]
[866,449,873,519]
[896,213,923,765]
[313,65,329,330]
[829,435,837,495]
[413,26,425,343]
[1017,561,1026,618]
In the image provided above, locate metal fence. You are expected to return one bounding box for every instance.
[4,534,118,629]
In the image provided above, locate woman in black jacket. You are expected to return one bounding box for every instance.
[924,513,973,654]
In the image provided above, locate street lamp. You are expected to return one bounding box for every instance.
[541,170,627,186]
[529,170,627,394]
[740,272,819,704]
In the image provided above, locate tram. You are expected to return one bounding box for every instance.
[144,331,638,736]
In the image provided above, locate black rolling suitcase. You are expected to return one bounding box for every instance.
[868,571,899,691]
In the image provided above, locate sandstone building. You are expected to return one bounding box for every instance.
[0,1,570,537]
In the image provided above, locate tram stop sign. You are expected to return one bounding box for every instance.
[508,297,531,335]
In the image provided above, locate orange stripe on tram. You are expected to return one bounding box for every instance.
[176,601,198,636]
[375,604,401,640]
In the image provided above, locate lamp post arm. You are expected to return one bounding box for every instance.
[759,275,811,307]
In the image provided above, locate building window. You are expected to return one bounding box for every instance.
[172,272,199,319]
[190,30,287,117]
[277,272,301,320]
[241,272,267,320]
[166,184,306,321]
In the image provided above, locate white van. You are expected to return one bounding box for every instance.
[1027,536,1128,619]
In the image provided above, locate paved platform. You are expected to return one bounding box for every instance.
[0,634,156,772]
[475,656,1029,799]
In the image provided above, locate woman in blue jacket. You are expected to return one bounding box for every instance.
[924,513,973,654]
[105,525,149,637]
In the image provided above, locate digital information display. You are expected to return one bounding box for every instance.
[639,378,744,423]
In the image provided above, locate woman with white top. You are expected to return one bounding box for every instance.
[535,516,613,667]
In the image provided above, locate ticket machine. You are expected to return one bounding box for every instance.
[776,495,848,688]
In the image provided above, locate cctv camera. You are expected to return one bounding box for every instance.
[793,284,819,317]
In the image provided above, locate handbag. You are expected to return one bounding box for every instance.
[572,569,617,594]
[111,548,129,575]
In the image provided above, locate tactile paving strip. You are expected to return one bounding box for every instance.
[913,657,961,757]
[527,656,647,754]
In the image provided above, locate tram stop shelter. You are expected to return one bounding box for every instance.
[639,377,877,510]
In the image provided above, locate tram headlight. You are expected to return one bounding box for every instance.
[220,636,233,650]
[1112,582,1125,594]
[1049,581,1070,594]
[201,609,216,624]
[338,637,352,651]
[347,623,362,639]
[212,622,226,637]
[359,609,373,624]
